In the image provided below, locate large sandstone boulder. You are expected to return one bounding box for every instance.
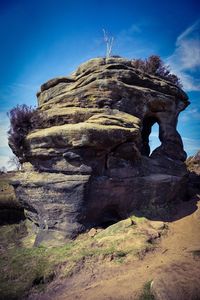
[10,57,189,244]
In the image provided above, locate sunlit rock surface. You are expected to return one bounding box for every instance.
[10,57,189,244]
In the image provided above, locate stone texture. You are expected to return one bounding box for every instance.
[186,150,200,198]
[0,173,24,224]
[10,57,189,244]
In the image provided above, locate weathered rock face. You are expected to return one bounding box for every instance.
[11,57,189,244]
[0,173,25,225]
[186,150,200,198]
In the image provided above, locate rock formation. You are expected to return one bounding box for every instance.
[186,150,200,198]
[11,57,190,244]
[0,174,24,225]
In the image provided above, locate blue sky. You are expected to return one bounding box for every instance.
[0,0,200,169]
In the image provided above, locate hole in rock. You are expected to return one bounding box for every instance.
[149,123,161,155]
[32,272,55,286]
[141,116,161,156]
[0,209,25,225]
[97,205,122,229]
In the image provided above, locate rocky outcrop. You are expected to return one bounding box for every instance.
[10,57,189,244]
[186,150,200,198]
[186,150,200,175]
[0,173,24,224]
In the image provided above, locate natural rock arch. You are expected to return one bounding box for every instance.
[10,57,189,245]
[141,116,160,157]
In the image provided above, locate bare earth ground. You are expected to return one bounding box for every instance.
[29,196,200,300]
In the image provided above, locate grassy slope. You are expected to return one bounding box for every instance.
[0,216,163,300]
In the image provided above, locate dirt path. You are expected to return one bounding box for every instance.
[31,197,200,300]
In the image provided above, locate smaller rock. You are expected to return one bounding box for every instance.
[21,162,35,172]
[88,228,97,237]
[130,218,137,226]
[150,221,166,231]
[146,229,160,244]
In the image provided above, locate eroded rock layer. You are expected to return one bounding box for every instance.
[11,57,189,244]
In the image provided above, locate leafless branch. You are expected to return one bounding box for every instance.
[103,29,114,58]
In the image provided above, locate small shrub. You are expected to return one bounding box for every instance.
[7,105,36,162]
[132,55,182,87]
[139,281,155,300]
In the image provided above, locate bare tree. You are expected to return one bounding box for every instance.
[103,29,114,58]
[8,155,21,171]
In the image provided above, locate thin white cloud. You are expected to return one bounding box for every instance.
[180,108,200,122]
[182,137,200,156]
[115,25,141,48]
[0,155,10,171]
[0,131,9,149]
[114,23,156,58]
[0,113,10,148]
[117,24,142,41]
[0,112,14,170]
[167,20,200,91]
[0,154,16,171]
[0,82,38,107]
[177,20,199,44]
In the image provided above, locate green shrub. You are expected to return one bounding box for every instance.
[139,281,155,300]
